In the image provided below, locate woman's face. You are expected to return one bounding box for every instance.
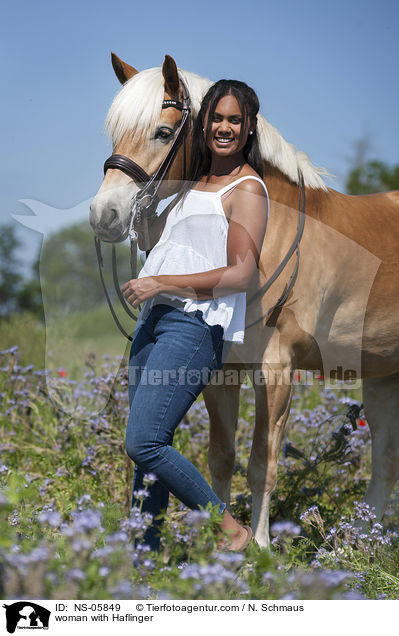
[204,94,251,158]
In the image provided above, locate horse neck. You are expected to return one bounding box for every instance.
[263,162,302,209]
[263,161,326,216]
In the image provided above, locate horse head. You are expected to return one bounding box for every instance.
[90,53,210,243]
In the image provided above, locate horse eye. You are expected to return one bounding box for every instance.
[155,128,173,141]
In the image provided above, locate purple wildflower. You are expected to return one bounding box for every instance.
[0,346,19,355]
[180,562,238,585]
[66,568,87,581]
[76,494,92,508]
[38,510,62,527]
[109,580,134,599]
[71,508,102,532]
[133,488,150,501]
[105,531,129,544]
[270,521,301,536]
[185,510,211,528]
[71,538,92,552]
[142,472,158,487]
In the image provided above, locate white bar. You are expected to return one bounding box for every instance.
[1,599,396,636]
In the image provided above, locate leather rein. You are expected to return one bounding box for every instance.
[94,77,306,341]
[245,170,306,329]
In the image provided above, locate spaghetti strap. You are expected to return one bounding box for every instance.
[217,175,269,198]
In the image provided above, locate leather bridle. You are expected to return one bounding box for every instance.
[94,76,191,341]
[103,81,190,222]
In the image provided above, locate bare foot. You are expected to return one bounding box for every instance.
[217,510,252,551]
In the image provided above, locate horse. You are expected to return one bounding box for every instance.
[90,53,399,548]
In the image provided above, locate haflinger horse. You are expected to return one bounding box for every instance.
[90,53,399,548]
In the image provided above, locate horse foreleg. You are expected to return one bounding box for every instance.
[202,376,241,509]
[247,368,293,548]
[362,373,399,519]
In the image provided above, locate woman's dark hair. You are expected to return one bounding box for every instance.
[178,79,263,202]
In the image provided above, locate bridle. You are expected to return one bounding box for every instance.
[103,80,190,225]
[94,74,306,341]
[94,76,191,341]
[245,170,306,329]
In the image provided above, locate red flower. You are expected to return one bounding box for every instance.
[358,418,366,427]
[58,369,68,378]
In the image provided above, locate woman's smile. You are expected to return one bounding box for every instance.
[214,136,234,146]
[205,94,250,157]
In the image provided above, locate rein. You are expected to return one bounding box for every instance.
[94,77,191,341]
[245,170,306,329]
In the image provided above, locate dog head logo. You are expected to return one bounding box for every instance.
[2,602,51,633]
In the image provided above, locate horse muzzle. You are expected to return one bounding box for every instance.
[89,195,133,243]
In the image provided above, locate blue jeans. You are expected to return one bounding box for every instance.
[125,301,231,551]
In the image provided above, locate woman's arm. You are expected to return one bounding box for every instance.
[123,179,268,307]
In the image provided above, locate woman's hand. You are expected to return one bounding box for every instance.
[122,276,164,308]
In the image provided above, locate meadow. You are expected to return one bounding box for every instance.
[1,312,399,601]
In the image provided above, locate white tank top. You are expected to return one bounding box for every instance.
[136,175,269,343]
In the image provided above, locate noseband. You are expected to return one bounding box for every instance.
[94,76,191,341]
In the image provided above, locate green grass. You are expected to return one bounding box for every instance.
[0,308,132,373]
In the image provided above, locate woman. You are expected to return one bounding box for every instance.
[122,79,269,552]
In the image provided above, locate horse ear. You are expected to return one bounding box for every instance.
[111,52,139,84]
[162,55,180,96]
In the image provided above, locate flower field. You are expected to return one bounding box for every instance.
[1,339,399,601]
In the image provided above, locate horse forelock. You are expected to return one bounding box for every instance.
[105,67,212,148]
[105,68,165,147]
[105,65,328,190]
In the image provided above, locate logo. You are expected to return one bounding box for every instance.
[2,603,51,633]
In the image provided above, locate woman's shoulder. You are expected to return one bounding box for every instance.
[231,169,268,197]
[193,165,266,193]
[224,170,269,224]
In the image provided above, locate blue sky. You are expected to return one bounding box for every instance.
[2,0,398,274]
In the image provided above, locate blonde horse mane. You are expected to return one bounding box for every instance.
[106,66,328,190]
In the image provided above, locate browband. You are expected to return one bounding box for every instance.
[162,100,184,110]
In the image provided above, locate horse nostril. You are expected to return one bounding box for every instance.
[92,207,118,229]
[108,208,118,225]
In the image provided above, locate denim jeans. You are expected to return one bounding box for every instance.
[125,301,231,551]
